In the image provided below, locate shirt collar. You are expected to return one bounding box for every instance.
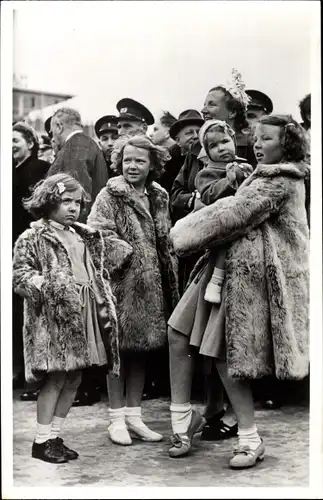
[48,219,76,232]
[65,129,83,143]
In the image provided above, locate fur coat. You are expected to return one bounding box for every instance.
[88,175,179,352]
[170,162,310,380]
[12,219,122,383]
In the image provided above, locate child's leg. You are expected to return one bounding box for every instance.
[106,357,131,445]
[215,360,265,468]
[124,355,162,442]
[205,250,226,304]
[51,370,82,437]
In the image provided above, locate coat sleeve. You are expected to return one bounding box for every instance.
[87,189,134,275]
[170,177,287,257]
[195,166,236,205]
[12,231,43,304]
[170,156,193,220]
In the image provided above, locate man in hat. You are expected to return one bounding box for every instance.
[48,107,108,212]
[94,115,119,177]
[245,89,273,131]
[116,98,154,137]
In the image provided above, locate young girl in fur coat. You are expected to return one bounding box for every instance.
[168,115,309,469]
[88,135,179,446]
[12,173,122,464]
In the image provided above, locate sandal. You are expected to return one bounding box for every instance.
[201,419,238,441]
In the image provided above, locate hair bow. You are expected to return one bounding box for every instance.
[57,182,66,194]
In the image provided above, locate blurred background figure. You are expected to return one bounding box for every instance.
[94,115,119,178]
[299,93,311,149]
[38,134,55,164]
[149,111,183,196]
[245,89,273,133]
[12,121,50,398]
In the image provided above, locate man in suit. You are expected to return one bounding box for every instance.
[48,107,108,216]
[94,115,119,177]
[47,108,108,406]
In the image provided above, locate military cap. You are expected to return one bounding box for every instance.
[246,90,273,114]
[95,115,118,138]
[116,98,154,126]
[169,109,204,139]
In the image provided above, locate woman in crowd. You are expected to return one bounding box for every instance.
[167,114,309,469]
[88,135,179,446]
[12,121,50,393]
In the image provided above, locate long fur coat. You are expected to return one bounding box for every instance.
[170,162,310,380]
[88,176,179,352]
[12,219,121,383]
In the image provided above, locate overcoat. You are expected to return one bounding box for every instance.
[88,175,179,352]
[170,162,309,380]
[12,219,124,383]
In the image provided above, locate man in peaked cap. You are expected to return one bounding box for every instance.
[94,115,119,177]
[116,98,154,137]
[245,89,273,130]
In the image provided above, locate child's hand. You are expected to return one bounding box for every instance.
[226,162,253,188]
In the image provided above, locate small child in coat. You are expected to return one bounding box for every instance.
[195,120,253,303]
[12,173,121,464]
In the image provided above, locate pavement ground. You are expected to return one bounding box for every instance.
[12,390,309,488]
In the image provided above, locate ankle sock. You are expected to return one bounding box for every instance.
[50,415,65,439]
[108,406,127,428]
[238,424,261,450]
[170,402,192,434]
[35,423,52,444]
[125,406,145,427]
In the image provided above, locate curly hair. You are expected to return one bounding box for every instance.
[13,122,39,158]
[22,173,91,219]
[209,86,249,132]
[258,114,308,163]
[110,135,171,185]
[299,94,311,130]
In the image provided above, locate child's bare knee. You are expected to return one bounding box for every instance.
[168,327,188,354]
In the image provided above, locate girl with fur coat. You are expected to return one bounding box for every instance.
[88,135,179,447]
[12,174,121,464]
[167,115,310,469]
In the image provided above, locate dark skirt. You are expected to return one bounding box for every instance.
[168,257,226,360]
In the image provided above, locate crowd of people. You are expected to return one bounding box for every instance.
[12,69,311,469]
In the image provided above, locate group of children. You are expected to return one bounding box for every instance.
[13,99,310,469]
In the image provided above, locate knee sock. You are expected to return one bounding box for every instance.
[238,424,261,450]
[170,402,192,434]
[50,416,65,439]
[108,406,127,428]
[35,423,52,444]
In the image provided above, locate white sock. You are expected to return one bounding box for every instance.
[109,406,127,428]
[238,424,261,450]
[210,267,225,285]
[170,402,192,434]
[50,416,65,439]
[35,423,52,444]
[125,406,144,427]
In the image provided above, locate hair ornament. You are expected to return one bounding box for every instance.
[222,68,252,110]
[285,122,296,131]
[57,182,66,194]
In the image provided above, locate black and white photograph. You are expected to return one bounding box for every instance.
[1,0,322,498]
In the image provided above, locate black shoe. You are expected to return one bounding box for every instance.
[20,390,39,402]
[201,417,238,441]
[54,437,79,460]
[72,390,100,407]
[32,439,68,463]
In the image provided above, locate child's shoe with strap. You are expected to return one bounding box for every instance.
[229,439,265,469]
[169,409,206,458]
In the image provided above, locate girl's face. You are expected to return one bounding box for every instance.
[253,123,284,164]
[206,129,236,163]
[201,89,233,123]
[12,131,33,164]
[122,145,151,188]
[48,188,82,227]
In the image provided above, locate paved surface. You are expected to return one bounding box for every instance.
[12,391,309,488]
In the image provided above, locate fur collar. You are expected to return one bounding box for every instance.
[29,218,100,248]
[240,161,309,190]
[106,175,167,200]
